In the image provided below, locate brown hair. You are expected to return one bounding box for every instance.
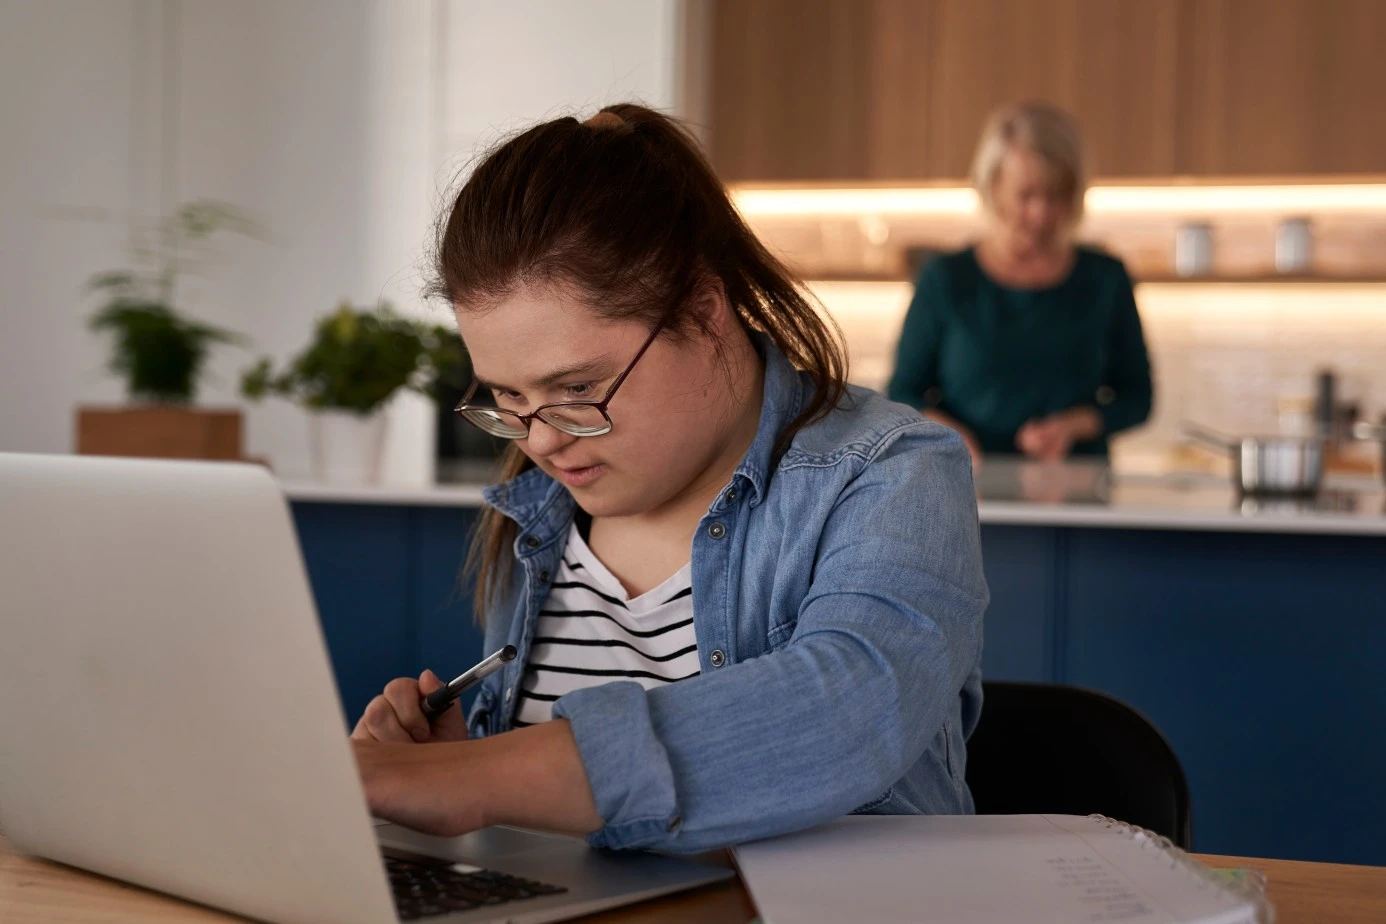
[429,104,848,617]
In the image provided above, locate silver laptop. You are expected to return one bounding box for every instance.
[0,453,731,923]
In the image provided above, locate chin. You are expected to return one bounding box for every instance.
[567,485,633,519]
[568,481,668,520]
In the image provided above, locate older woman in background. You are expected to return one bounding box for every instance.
[888,102,1152,465]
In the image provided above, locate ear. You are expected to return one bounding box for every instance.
[687,278,736,338]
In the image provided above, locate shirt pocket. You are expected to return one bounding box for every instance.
[467,685,499,738]
[766,620,796,650]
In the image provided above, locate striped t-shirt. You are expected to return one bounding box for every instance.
[512,523,699,727]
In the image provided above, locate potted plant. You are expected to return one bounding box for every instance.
[79,201,256,460]
[242,302,467,484]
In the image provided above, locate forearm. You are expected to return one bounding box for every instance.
[353,720,602,839]
[473,720,602,835]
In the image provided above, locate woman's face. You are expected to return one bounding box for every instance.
[989,145,1073,254]
[455,282,740,518]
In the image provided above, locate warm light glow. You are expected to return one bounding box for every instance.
[733,184,1386,217]
[734,187,978,217]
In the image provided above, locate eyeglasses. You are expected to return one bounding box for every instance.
[453,313,670,439]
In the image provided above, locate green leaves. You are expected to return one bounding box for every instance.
[89,302,246,403]
[240,302,469,415]
[86,199,257,403]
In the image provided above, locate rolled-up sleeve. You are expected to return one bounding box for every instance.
[553,425,988,852]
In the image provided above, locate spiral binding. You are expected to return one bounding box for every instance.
[1087,815,1276,924]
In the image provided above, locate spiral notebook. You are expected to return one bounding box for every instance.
[731,814,1273,924]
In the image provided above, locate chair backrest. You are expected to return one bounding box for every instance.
[964,681,1193,849]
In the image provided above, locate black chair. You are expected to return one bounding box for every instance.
[964,681,1194,850]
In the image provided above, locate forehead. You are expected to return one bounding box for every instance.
[453,283,633,385]
[996,145,1061,188]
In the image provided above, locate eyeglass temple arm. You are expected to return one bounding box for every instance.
[455,379,481,410]
[598,313,670,409]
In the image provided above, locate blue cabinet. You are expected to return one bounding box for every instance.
[291,504,485,729]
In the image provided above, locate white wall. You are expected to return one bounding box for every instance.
[0,0,153,454]
[1,0,681,482]
[441,0,679,160]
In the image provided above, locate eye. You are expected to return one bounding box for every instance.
[491,387,524,406]
[562,382,596,399]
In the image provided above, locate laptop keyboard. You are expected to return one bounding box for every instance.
[385,853,568,920]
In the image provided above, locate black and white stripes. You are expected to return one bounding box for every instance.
[511,525,698,727]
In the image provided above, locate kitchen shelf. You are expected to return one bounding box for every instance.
[802,272,1386,285]
[1136,274,1386,285]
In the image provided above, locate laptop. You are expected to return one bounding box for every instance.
[0,453,732,923]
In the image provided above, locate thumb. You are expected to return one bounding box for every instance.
[419,669,469,741]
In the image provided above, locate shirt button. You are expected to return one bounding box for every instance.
[726,487,738,504]
[709,649,726,668]
[707,522,726,540]
[537,570,550,584]
[523,535,541,549]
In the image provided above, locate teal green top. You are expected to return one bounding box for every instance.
[887,247,1153,456]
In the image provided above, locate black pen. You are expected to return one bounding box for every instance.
[420,645,517,719]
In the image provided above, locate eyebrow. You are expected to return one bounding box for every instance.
[475,356,613,393]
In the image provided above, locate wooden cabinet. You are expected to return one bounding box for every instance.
[1178,0,1386,175]
[710,0,874,180]
[924,0,1181,179]
[707,0,1386,181]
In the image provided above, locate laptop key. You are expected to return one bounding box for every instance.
[385,854,567,919]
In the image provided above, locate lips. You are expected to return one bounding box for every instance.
[552,462,607,488]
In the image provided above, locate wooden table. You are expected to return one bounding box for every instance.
[4,828,1385,923]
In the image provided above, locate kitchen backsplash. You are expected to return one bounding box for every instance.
[809,280,1386,469]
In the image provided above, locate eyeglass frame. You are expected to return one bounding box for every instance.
[452,310,672,439]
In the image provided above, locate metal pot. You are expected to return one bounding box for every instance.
[1181,422,1324,496]
[1353,416,1386,488]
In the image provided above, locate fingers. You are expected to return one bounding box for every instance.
[420,669,470,742]
[384,677,433,743]
[348,671,471,745]
[353,694,417,743]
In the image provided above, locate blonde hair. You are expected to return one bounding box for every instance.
[970,101,1087,222]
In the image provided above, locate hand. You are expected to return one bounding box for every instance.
[1016,408,1102,462]
[351,670,469,744]
[353,739,485,837]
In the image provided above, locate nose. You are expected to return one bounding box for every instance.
[523,418,578,458]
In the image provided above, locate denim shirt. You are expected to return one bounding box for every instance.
[469,340,988,853]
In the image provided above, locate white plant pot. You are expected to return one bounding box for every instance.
[309,409,387,485]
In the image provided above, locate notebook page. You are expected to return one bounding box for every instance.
[732,814,1258,924]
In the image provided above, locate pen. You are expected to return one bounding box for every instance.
[420,645,517,719]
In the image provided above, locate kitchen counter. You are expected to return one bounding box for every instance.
[972,461,1386,535]
[282,461,1386,535]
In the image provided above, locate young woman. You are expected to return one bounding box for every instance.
[351,104,987,854]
